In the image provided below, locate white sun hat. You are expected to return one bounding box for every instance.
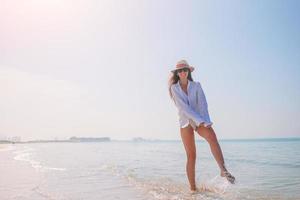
[171,59,195,73]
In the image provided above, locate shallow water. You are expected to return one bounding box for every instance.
[1,139,299,199]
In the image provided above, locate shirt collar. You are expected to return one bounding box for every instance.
[177,79,191,92]
[177,79,191,87]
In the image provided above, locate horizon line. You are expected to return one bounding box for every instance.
[1,136,300,143]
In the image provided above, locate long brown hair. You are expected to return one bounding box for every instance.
[168,69,194,99]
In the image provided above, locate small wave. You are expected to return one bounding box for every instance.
[198,176,230,194]
[43,167,67,171]
[32,185,67,200]
[13,146,66,172]
[99,163,235,200]
[127,175,235,200]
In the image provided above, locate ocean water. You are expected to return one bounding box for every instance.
[0,139,300,200]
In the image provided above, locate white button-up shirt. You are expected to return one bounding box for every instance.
[170,80,213,128]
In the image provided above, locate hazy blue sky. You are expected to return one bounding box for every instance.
[1,0,299,141]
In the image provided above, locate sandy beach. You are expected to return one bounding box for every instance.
[0,144,9,151]
[0,144,16,152]
[0,144,43,199]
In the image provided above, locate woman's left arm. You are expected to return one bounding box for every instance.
[196,82,208,108]
[196,82,213,127]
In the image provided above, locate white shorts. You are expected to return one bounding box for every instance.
[181,120,213,131]
[181,119,197,131]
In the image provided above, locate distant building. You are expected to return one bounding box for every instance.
[11,136,21,143]
[132,137,146,142]
[0,135,21,143]
[69,137,110,142]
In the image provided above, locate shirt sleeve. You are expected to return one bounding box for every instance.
[196,82,213,126]
[197,82,208,108]
[171,85,205,127]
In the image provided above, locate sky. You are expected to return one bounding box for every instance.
[0,0,299,141]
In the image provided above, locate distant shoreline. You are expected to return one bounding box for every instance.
[0,136,111,144]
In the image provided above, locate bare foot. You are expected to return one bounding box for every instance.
[190,187,199,194]
[221,171,235,184]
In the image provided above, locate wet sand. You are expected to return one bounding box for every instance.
[0,144,43,199]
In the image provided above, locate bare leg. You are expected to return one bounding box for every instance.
[196,125,235,183]
[180,125,197,190]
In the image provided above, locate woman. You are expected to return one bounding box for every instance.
[169,60,235,192]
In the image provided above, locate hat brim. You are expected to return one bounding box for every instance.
[171,66,194,73]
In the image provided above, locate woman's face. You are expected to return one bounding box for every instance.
[176,68,190,80]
